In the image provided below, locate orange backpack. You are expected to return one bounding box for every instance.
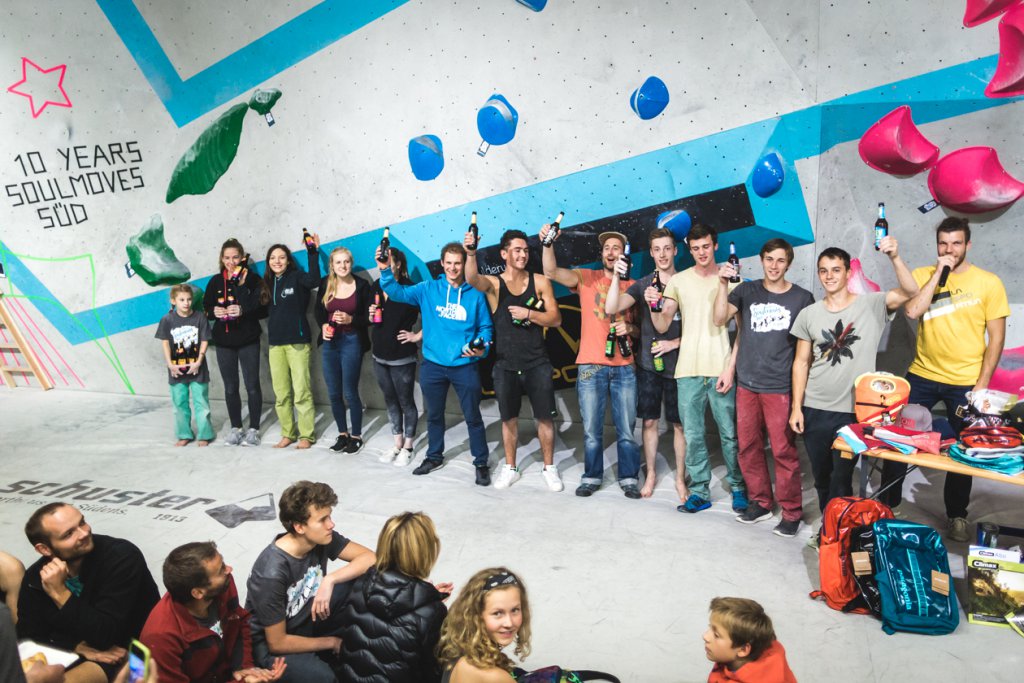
[810,496,894,613]
[854,372,910,425]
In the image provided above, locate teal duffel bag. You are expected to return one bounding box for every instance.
[872,519,960,635]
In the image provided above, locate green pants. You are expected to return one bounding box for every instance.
[170,381,215,441]
[269,344,316,442]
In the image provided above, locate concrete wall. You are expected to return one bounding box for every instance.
[1,1,1020,413]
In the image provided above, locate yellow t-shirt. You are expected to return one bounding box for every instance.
[907,264,1009,385]
[663,268,736,378]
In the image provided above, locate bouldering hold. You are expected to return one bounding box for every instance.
[630,76,669,120]
[409,135,444,181]
[963,0,1020,27]
[125,215,191,286]
[166,103,248,203]
[848,258,881,295]
[752,152,785,197]
[477,94,519,146]
[248,88,282,116]
[515,0,548,11]
[927,146,1024,213]
[858,105,940,175]
[657,209,691,241]
[986,4,1024,96]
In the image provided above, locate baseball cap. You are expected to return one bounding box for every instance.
[598,231,628,248]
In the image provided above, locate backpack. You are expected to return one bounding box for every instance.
[872,519,960,635]
[843,523,883,616]
[854,372,911,425]
[513,667,620,683]
[810,497,894,613]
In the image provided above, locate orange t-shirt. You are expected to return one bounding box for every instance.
[574,268,634,367]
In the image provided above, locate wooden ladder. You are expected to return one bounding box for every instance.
[0,291,53,390]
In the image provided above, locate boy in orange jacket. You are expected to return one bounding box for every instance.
[704,597,796,683]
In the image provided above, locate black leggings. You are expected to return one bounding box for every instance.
[216,340,262,429]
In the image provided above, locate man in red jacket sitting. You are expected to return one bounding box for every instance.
[140,542,285,683]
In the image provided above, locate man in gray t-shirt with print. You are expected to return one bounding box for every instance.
[789,242,917,518]
[245,481,375,683]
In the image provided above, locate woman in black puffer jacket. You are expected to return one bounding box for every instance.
[337,511,452,683]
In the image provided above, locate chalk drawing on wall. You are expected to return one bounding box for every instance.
[6,57,72,118]
[125,215,192,286]
[858,106,940,176]
[927,146,1024,213]
[0,244,133,393]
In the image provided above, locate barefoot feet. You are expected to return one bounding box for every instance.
[274,438,295,449]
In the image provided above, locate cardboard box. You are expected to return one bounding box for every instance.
[967,549,1024,628]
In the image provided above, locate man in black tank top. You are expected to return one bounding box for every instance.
[464,229,565,492]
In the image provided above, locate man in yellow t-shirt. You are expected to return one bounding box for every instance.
[879,217,1009,542]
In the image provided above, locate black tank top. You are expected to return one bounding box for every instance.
[494,272,548,371]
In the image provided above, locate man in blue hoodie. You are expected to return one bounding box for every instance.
[378,242,494,485]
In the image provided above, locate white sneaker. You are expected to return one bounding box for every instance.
[493,464,521,489]
[241,428,261,447]
[379,446,400,464]
[225,428,243,446]
[542,465,564,492]
[393,448,414,467]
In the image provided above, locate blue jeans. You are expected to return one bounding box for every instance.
[879,372,973,518]
[576,364,640,487]
[419,360,488,467]
[677,377,743,500]
[321,333,364,435]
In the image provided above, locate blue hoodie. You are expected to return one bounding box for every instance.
[380,267,492,367]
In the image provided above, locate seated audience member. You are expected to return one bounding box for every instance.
[18,504,160,683]
[2,603,65,683]
[245,481,375,683]
[141,542,285,683]
[438,567,531,683]
[337,512,451,683]
[704,597,795,683]
[0,550,26,623]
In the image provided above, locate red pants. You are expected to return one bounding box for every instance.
[736,387,803,522]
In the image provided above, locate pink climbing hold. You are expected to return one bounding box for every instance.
[989,345,1024,395]
[963,0,1021,27]
[986,3,1024,96]
[858,105,939,175]
[847,259,881,295]
[927,146,1024,214]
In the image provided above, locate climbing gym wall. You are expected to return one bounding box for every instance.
[1,0,1021,400]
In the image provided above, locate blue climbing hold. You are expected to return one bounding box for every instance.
[408,135,444,181]
[657,209,691,241]
[752,152,785,197]
[630,76,670,120]
[477,94,519,146]
[515,0,547,10]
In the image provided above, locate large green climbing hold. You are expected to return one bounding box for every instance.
[126,214,192,286]
[248,88,282,116]
[165,103,249,203]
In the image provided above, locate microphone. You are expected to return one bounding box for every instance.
[937,265,950,289]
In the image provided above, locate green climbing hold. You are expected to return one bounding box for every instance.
[126,214,192,286]
[248,88,282,116]
[165,103,248,203]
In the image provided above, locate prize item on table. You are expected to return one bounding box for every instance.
[854,372,910,425]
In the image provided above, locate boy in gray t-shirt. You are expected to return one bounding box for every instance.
[789,243,917,518]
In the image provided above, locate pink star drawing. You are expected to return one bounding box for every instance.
[7,57,72,118]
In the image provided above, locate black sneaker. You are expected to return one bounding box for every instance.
[343,436,363,454]
[773,519,801,538]
[575,483,599,497]
[622,484,641,499]
[735,502,773,524]
[475,466,491,486]
[413,459,444,475]
[329,434,350,452]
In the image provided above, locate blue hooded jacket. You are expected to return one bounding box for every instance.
[380,267,492,367]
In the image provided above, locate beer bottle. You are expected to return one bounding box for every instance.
[873,203,888,250]
[372,292,383,325]
[377,227,391,264]
[468,211,479,251]
[621,243,632,275]
[462,335,489,355]
[650,271,664,312]
[513,296,536,328]
[652,340,665,373]
[616,326,633,358]
[302,227,316,249]
[728,242,741,283]
[604,324,616,358]
[541,210,564,247]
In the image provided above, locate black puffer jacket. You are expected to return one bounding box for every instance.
[336,568,447,683]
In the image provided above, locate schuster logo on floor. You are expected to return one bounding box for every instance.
[0,480,276,528]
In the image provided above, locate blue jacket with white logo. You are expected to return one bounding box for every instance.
[380,267,492,367]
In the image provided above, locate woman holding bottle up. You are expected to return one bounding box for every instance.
[314,246,371,453]
[263,231,321,449]
[203,238,269,446]
[368,247,422,466]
